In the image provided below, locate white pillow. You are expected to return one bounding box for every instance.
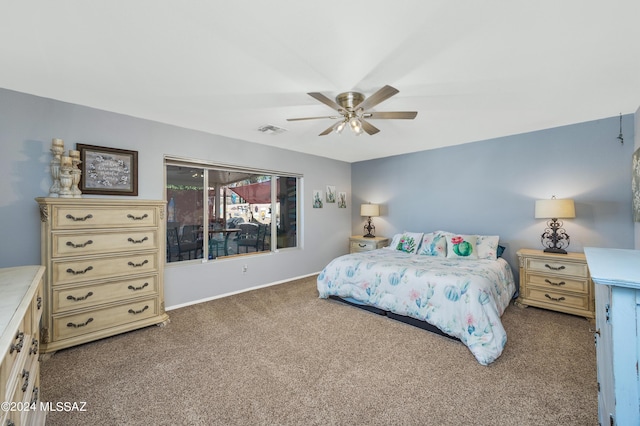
[388,233,402,250]
[393,232,423,254]
[446,234,478,259]
[476,235,500,260]
[417,232,447,257]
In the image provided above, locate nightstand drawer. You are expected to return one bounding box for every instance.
[351,240,377,251]
[524,287,590,312]
[349,236,389,253]
[526,273,590,294]
[525,258,588,277]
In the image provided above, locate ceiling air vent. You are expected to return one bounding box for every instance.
[257,124,287,135]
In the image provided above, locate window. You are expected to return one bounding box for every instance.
[165,158,299,263]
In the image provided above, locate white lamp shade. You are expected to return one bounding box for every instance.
[535,198,575,219]
[360,204,380,217]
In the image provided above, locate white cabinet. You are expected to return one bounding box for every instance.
[0,266,46,426]
[584,247,640,426]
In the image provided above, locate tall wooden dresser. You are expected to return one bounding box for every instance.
[36,198,169,354]
[0,265,46,426]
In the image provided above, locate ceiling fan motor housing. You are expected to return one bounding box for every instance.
[336,92,365,111]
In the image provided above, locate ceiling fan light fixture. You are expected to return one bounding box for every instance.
[348,117,364,136]
[349,117,362,132]
[334,120,346,134]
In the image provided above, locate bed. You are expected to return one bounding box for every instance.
[316,231,516,365]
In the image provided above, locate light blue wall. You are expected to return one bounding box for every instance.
[352,115,636,279]
[0,88,352,307]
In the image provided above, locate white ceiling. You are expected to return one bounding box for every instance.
[2,1,639,162]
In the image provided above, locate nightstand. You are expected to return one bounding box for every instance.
[349,235,390,253]
[516,249,594,320]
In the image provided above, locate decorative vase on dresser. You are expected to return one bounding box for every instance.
[515,249,594,320]
[584,247,640,426]
[0,265,46,426]
[349,236,390,254]
[35,198,169,354]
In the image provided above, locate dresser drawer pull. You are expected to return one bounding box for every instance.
[128,236,149,244]
[67,318,94,328]
[358,243,367,248]
[10,331,24,354]
[66,266,93,275]
[128,305,149,315]
[67,291,94,302]
[544,264,565,271]
[21,369,29,392]
[544,293,566,302]
[37,295,42,310]
[66,213,93,222]
[128,282,149,291]
[66,239,93,248]
[29,338,39,355]
[30,386,39,406]
[544,279,566,286]
[128,260,149,268]
[127,213,149,221]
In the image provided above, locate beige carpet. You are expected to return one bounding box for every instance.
[40,275,597,425]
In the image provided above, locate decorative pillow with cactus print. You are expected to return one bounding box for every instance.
[446,234,478,259]
[394,232,423,254]
[476,235,500,260]
[417,232,447,257]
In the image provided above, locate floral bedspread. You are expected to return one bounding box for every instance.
[316,249,516,365]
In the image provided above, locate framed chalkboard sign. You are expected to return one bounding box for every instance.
[77,144,138,196]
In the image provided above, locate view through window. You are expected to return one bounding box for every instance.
[165,160,299,263]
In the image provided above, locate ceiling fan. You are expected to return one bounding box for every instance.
[287,85,417,136]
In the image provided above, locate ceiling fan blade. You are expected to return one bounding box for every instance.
[287,116,339,121]
[319,124,335,136]
[307,92,344,112]
[354,85,399,111]
[365,111,418,120]
[359,118,380,135]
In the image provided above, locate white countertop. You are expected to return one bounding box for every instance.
[584,247,640,289]
[0,265,44,361]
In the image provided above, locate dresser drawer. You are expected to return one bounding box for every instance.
[52,297,159,341]
[525,258,588,278]
[52,229,159,257]
[53,275,159,312]
[52,253,158,285]
[52,205,158,229]
[524,287,590,312]
[526,273,590,294]
[1,318,27,397]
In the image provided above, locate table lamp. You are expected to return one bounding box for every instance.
[360,204,380,238]
[535,196,575,254]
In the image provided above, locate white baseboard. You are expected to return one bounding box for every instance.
[165,271,320,311]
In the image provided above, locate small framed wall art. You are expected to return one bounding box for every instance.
[77,144,138,196]
[326,185,336,203]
